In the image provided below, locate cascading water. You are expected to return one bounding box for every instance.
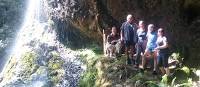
[0,0,86,86]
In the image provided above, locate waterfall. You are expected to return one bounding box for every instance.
[0,0,85,86]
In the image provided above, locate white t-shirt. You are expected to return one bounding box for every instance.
[156,36,169,53]
[156,36,167,47]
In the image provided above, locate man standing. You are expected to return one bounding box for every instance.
[120,14,137,64]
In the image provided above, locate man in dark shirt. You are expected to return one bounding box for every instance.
[120,14,137,64]
[106,26,120,58]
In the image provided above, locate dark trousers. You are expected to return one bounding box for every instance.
[135,43,145,66]
[158,52,169,68]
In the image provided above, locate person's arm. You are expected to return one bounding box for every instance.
[146,33,149,42]
[107,35,112,44]
[134,28,138,43]
[120,23,124,41]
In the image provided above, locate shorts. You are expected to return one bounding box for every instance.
[136,43,145,54]
[157,53,169,68]
[124,40,135,47]
[146,46,156,53]
[106,43,115,51]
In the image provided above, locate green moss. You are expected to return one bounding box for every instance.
[19,51,39,80]
[161,74,169,84]
[50,76,60,85]
[78,48,198,87]
[47,51,65,86]
[48,62,62,70]
[78,49,100,87]
[79,67,97,87]
[48,52,64,70]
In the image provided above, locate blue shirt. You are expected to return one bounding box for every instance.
[121,22,137,43]
[146,32,157,48]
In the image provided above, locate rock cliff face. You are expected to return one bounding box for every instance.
[48,0,200,66]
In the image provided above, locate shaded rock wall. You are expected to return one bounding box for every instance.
[47,0,200,66]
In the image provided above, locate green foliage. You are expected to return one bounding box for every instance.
[171,53,182,63]
[20,51,39,79]
[174,78,193,87]
[78,49,100,87]
[181,66,190,76]
[48,52,64,70]
[79,67,97,87]
[77,44,199,87]
[144,81,159,87]
[131,73,146,82]
[161,74,169,84]
[46,51,65,86]
[88,43,103,55]
[170,77,176,86]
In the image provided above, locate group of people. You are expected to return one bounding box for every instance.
[106,14,170,76]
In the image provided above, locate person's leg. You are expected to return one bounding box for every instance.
[115,41,121,56]
[136,44,142,67]
[160,67,165,75]
[106,43,111,57]
[165,68,170,76]
[126,46,132,64]
[142,49,150,69]
[108,48,112,57]
[120,40,125,54]
[125,41,131,64]
[158,53,165,75]
[153,51,157,72]
[130,44,136,65]
[126,46,130,58]
[130,45,134,58]
[108,44,115,57]
[163,53,170,76]
[140,44,145,67]
[111,45,116,57]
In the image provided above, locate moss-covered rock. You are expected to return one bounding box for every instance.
[46,51,65,85]
[19,52,39,80]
